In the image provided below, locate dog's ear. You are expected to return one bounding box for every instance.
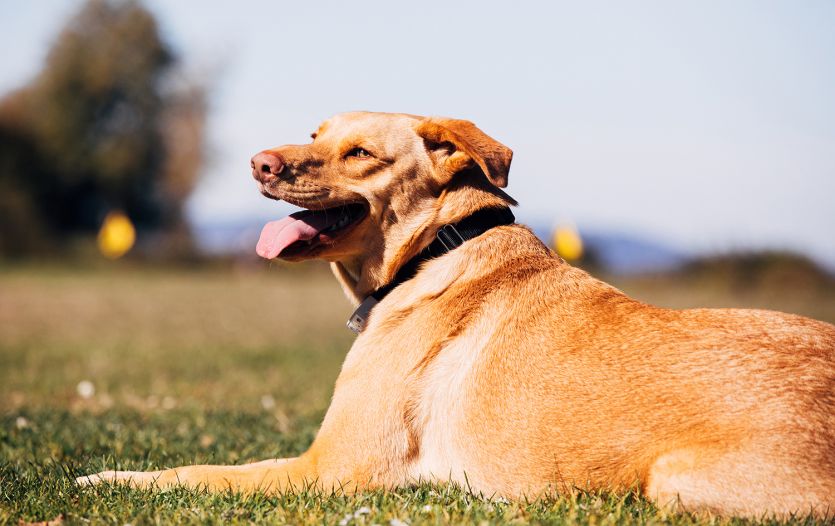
[415,118,512,188]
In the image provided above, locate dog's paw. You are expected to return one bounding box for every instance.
[75,470,127,486]
[76,471,112,486]
[75,470,154,487]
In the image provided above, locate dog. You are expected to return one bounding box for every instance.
[79,111,835,518]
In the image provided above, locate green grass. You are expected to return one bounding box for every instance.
[2,262,833,524]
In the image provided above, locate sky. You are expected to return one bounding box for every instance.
[2,1,835,266]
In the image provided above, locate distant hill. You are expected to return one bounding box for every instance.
[526,223,687,275]
[680,251,835,290]
[196,218,688,276]
[194,218,264,256]
[194,219,830,284]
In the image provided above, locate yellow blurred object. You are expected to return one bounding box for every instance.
[97,211,136,259]
[553,224,584,261]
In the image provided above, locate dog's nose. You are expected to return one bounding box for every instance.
[251,151,285,183]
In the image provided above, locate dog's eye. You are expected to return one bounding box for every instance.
[346,147,371,159]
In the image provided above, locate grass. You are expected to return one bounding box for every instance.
[1,261,833,525]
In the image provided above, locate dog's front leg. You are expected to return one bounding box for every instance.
[76,456,314,493]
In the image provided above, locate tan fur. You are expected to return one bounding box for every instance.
[79,112,835,518]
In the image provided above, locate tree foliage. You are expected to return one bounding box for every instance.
[0,0,206,257]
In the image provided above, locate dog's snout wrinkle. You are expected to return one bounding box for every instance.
[295,157,325,171]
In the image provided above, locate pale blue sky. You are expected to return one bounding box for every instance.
[3,1,834,266]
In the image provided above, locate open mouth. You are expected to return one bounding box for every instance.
[256,202,367,259]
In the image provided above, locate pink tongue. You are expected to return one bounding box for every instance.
[256,210,341,259]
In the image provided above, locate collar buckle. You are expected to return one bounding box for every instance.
[436,224,465,251]
[347,295,379,334]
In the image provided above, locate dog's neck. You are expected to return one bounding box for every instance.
[332,174,516,304]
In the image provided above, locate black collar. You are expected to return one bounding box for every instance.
[346,206,516,333]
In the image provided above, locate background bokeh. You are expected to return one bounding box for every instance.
[2,0,834,269]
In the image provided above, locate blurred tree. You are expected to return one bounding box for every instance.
[0,0,206,257]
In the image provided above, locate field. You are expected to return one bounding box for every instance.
[2,261,834,525]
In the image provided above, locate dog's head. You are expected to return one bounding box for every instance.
[251,111,515,297]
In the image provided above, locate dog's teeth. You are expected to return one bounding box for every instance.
[321,212,353,235]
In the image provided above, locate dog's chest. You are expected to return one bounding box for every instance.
[340,306,494,485]
[406,318,494,484]
[340,257,498,484]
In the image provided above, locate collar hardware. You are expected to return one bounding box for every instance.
[346,207,515,334]
[346,295,379,334]
[436,224,465,251]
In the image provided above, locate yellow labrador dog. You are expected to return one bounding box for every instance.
[80,112,835,518]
